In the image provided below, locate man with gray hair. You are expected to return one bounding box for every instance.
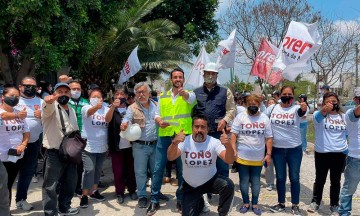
[121,82,158,209]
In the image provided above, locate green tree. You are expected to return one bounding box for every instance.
[142,0,220,54]
[85,0,190,89]
[0,0,128,84]
[225,75,253,94]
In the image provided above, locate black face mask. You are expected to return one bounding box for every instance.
[247,106,259,115]
[4,96,19,107]
[280,96,294,104]
[332,103,340,112]
[120,98,127,104]
[57,95,70,105]
[23,86,36,98]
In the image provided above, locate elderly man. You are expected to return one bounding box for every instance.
[42,83,79,216]
[338,88,360,216]
[147,68,196,215]
[167,114,235,216]
[15,76,43,211]
[121,82,158,209]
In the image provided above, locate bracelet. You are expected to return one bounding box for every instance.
[266,153,272,156]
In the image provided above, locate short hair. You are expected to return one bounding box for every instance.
[114,84,128,95]
[192,114,209,126]
[134,82,151,93]
[89,87,103,98]
[245,94,261,106]
[20,76,36,85]
[3,84,19,96]
[68,79,81,86]
[151,90,158,97]
[280,86,294,95]
[170,68,185,79]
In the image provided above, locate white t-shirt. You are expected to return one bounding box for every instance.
[15,97,44,143]
[0,109,30,161]
[313,111,347,153]
[81,104,109,153]
[345,108,360,159]
[265,104,302,148]
[117,107,131,149]
[231,112,272,161]
[178,135,225,188]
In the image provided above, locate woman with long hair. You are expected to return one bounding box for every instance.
[307,92,347,214]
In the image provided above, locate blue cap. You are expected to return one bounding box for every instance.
[320,85,330,90]
[54,82,70,91]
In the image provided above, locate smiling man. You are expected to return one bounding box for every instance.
[167,114,235,216]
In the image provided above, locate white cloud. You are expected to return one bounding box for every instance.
[333,17,360,35]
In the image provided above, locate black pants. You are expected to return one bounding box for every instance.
[182,174,234,216]
[3,161,20,204]
[312,152,346,206]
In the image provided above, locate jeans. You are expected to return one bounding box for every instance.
[236,163,262,205]
[338,156,360,216]
[132,142,156,198]
[16,139,41,202]
[42,149,77,216]
[82,151,107,190]
[272,145,303,204]
[182,174,234,216]
[151,136,183,203]
[110,148,136,196]
[209,132,229,177]
[312,152,346,206]
[0,161,10,216]
[300,122,308,152]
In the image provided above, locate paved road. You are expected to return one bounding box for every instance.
[10,149,360,216]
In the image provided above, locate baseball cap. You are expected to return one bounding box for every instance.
[354,87,360,97]
[54,82,70,91]
[320,85,330,90]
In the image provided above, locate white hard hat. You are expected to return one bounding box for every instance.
[203,62,219,73]
[120,123,141,141]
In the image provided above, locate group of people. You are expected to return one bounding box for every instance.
[0,62,359,216]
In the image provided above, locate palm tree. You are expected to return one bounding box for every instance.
[86,0,190,87]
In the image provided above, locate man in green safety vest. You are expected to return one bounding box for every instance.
[147,68,196,215]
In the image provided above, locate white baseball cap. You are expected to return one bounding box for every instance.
[203,62,219,73]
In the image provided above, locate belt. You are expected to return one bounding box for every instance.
[133,140,157,145]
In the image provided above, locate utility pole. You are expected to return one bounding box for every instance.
[356,43,359,87]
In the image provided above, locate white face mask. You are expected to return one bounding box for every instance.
[90,98,100,106]
[71,90,81,99]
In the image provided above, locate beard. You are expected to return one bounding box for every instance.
[172,81,183,88]
[193,132,205,143]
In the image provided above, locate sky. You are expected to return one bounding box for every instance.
[180,0,360,87]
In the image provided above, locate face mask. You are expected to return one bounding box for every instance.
[247,106,259,115]
[280,96,293,104]
[57,95,70,105]
[71,90,81,99]
[90,98,100,106]
[204,76,216,84]
[23,86,36,97]
[332,103,340,112]
[4,96,19,107]
[120,98,127,104]
[37,90,41,94]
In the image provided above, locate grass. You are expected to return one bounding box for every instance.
[306,120,315,144]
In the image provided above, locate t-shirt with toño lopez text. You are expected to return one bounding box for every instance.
[178,135,225,188]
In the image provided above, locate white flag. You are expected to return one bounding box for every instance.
[217,29,237,69]
[118,46,142,84]
[185,46,210,89]
[272,21,322,81]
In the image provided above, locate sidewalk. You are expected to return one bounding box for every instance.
[10,149,360,216]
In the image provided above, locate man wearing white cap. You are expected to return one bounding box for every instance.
[192,62,236,211]
[338,87,360,216]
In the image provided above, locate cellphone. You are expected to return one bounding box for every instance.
[8,148,21,156]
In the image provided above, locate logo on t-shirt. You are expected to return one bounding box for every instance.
[324,119,346,131]
[3,119,25,133]
[271,113,295,127]
[91,114,108,127]
[184,150,213,167]
[240,122,265,136]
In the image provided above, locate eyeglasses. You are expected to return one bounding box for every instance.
[135,91,148,95]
